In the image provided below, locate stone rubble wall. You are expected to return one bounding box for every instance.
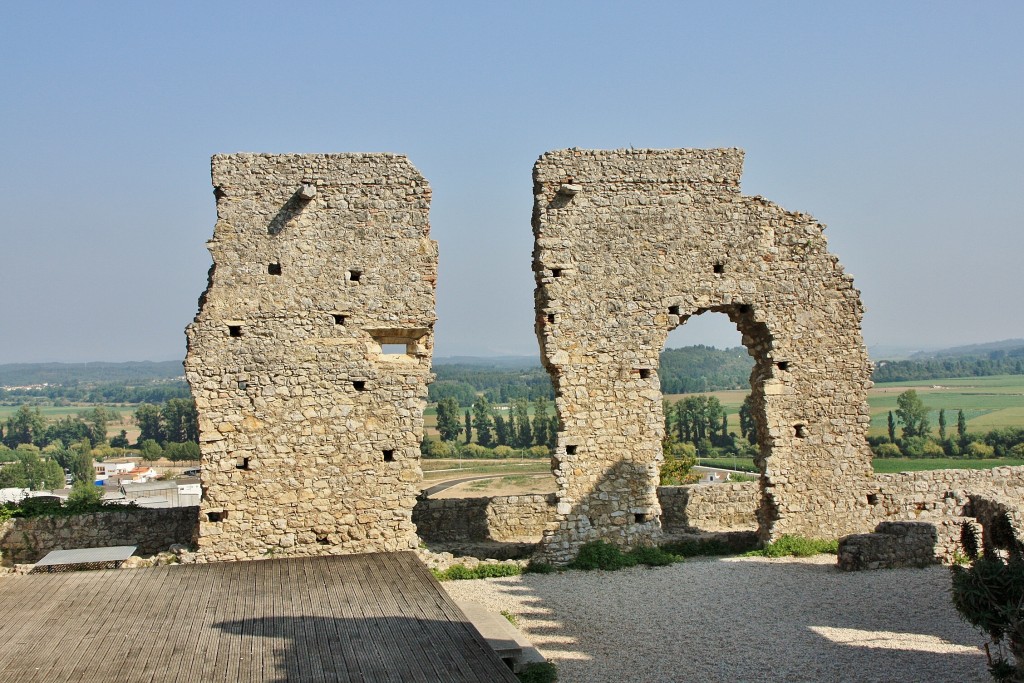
[658,483,760,532]
[837,519,973,571]
[533,148,874,563]
[414,486,759,543]
[185,154,437,561]
[867,467,1024,523]
[0,507,198,565]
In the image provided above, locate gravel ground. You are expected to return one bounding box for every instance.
[442,555,991,683]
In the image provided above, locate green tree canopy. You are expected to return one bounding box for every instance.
[895,390,930,439]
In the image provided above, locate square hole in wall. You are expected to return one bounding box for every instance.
[777,361,790,371]
[352,381,366,391]
[268,263,282,275]
[713,263,725,274]
[228,325,242,338]
[236,457,250,470]
[383,449,395,462]
[348,270,362,283]
[380,343,408,355]
[565,445,577,455]
[794,424,808,438]
[637,369,651,379]
[551,268,562,277]
[867,493,879,506]
[237,381,247,390]
[634,513,649,524]
[207,511,226,523]
[317,536,330,545]
[333,314,346,325]
[547,313,555,323]
[668,305,680,315]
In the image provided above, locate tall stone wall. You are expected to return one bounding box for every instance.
[533,148,874,562]
[185,153,436,561]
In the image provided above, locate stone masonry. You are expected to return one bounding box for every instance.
[533,148,875,562]
[185,153,436,561]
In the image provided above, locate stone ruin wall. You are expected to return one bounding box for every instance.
[532,148,876,562]
[185,153,436,561]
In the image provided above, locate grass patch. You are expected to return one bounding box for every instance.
[431,563,522,581]
[743,534,838,558]
[661,535,758,557]
[516,661,558,683]
[871,458,1024,473]
[567,540,682,571]
[524,560,557,574]
[500,609,518,626]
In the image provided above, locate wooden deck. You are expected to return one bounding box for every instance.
[0,552,519,682]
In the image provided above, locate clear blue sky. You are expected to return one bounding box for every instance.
[2,1,1021,362]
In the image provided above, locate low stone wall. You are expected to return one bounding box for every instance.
[658,483,759,533]
[414,485,760,544]
[0,507,199,564]
[838,519,973,571]
[413,494,556,543]
[867,467,1024,523]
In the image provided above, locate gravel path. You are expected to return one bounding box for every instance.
[442,555,990,683]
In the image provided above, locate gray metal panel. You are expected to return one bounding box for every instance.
[34,545,137,567]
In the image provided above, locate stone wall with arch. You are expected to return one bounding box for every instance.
[532,148,875,563]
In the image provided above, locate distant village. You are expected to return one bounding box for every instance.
[0,459,199,509]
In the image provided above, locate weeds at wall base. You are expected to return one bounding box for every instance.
[742,535,840,558]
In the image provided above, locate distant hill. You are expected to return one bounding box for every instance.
[909,339,1024,360]
[0,361,184,388]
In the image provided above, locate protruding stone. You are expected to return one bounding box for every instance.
[557,183,581,196]
[298,183,317,199]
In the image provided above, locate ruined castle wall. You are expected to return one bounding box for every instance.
[185,154,436,561]
[533,149,875,562]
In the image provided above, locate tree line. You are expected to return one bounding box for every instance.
[871,389,1024,459]
[873,349,1024,383]
[435,395,557,450]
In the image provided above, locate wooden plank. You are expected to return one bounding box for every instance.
[0,553,518,683]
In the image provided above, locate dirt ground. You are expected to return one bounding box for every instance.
[430,473,556,499]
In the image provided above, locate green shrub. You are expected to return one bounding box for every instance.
[627,545,681,567]
[65,480,104,513]
[745,535,839,558]
[662,535,758,557]
[569,541,637,571]
[951,522,1024,681]
[517,661,558,683]
[431,563,523,581]
[524,560,557,574]
[493,445,515,459]
[568,540,684,571]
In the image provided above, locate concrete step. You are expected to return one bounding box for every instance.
[456,600,545,673]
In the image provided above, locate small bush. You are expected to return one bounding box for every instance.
[500,609,518,626]
[661,535,757,557]
[569,541,637,571]
[431,563,523,581]
[627,545,681,567]
[517,661,558,683]
[524,560,557,574]
[568,540,684,571]
[745,535,839,558]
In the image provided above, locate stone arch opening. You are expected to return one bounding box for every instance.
[660,306,775,538]
[532,148,875,563]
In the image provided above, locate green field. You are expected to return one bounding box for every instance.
[868,374,1024,437]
